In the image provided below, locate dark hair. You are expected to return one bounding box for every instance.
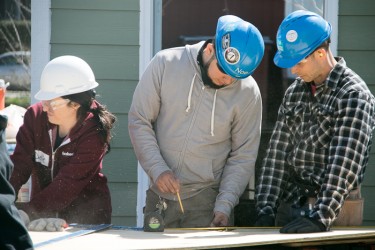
[318,37,331,51]
[63,90,116,152]
[305,37,331,59]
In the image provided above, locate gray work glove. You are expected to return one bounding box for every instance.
[18,209,30,226]
[28,218,68,232]
[280,217,327,234]
[254,214,275,227]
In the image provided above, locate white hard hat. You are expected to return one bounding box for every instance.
[35,55,99,100]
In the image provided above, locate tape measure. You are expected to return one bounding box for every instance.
[143,197,168,232]
[144,211,165,232]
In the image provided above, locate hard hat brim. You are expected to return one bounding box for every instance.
[34,90,62,101]
[34,81,99,100]
[273,51,303,69]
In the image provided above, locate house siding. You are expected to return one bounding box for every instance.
[338,0,375,225]
[50,0,140,225]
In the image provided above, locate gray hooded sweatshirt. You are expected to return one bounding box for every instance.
[128,41,262,217]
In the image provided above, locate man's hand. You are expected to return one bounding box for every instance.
[280,217,327,234]
[254,214,275,227]
[210,211,229,227]
[28,218,68,232]
[155,171,180,193]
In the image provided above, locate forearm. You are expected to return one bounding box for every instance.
[256,119,292,215]
[215,132,260,216]
[314,95,374,226]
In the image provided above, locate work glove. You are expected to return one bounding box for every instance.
[254,214,275,227]
[210,211,229,227]
[18,209,30,226]
[28,218,68,232]
[280,216,327,234]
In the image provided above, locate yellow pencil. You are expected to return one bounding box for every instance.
[176,192,184,213]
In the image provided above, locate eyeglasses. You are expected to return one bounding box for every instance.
[41,99,70,110]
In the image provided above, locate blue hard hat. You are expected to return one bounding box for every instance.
[215,15,265,79]
[274,10,332,68]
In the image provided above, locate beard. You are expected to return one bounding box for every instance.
[200,57,226,89]
[197,40,226,89]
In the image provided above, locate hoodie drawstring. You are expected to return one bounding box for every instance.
[211,90,217,136]
[185,73,217,136]
[186,74,196,113]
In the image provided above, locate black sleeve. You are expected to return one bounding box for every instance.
[0,114,34,249]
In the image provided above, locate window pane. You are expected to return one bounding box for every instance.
[285,0,324,16]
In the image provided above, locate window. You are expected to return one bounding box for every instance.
[285,0,324,17]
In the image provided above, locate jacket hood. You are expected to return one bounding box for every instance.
[184,41,221,136]
[185,41,206,77]
[184,41,244,136]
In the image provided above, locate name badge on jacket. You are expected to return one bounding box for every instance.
[35,150,49,167]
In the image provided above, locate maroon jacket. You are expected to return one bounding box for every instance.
[10,102,112,224]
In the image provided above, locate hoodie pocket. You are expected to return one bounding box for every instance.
[180,153,214,184]
[160,148,216,184]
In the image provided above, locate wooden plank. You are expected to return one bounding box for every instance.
[51,45,139,81]
[51,0,139,11]
[30,227,375,250]
[96,80,138,114]
[362,187,375,221]
[336,51,375,85]
[103,148,138,182]
[108,182,137,217]
[284,236,375,247]
[339,0,375,15]
[363,167,375,188]
[51,9,139,46]
[111,216,137,227]
[103,114,133,148]
[33,224,112,248]
[338,16,375,51]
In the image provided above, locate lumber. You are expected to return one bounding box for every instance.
[30,226,375,249]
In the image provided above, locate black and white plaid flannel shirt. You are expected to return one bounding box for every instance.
[256,57,375,227]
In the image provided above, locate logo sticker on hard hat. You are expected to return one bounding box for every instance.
[224,47,240,64]
[277,39,284,52]
[286,30,298,42]
[221,33,230,50]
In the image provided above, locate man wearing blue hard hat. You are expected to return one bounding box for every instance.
[129,15,264,228]
[255,10,375,233]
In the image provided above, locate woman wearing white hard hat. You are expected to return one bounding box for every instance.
[10,55,116,231]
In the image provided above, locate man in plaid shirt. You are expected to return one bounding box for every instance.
[255,10,375,233]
